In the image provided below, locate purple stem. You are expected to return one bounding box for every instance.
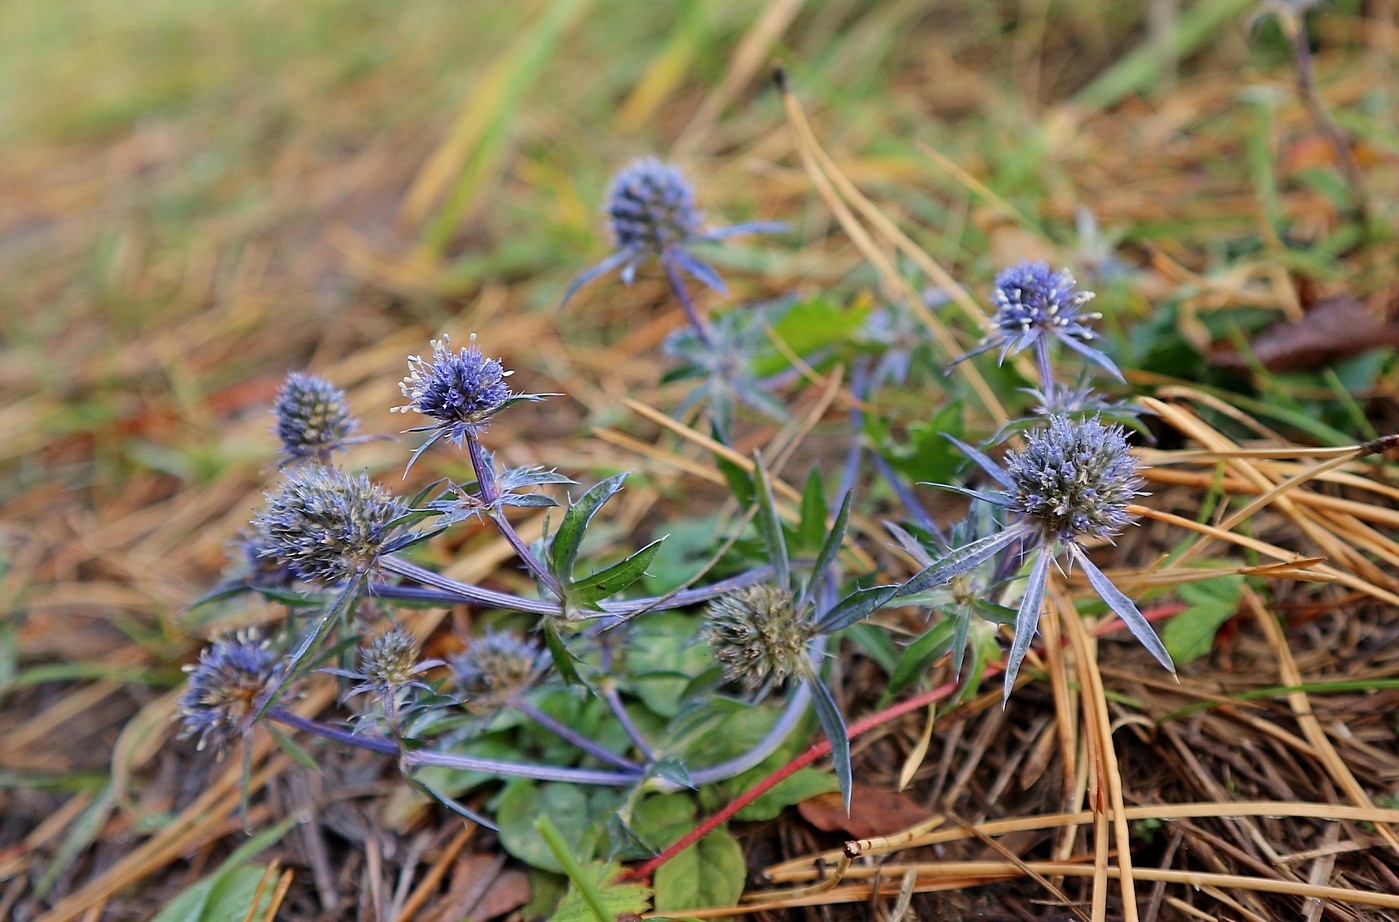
[510,696,642,772]
[464,434,564,598]
[662,258,712,344]
[266,706,642,785]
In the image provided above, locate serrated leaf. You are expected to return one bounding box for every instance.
[550,861,652,922]
[567,538,665,608]
[652,825,745,912]
[807,674,852,814]
[550,473,629,582]
[752,453,789,589]
[1162,574,1244,664]
[816,585,898,633]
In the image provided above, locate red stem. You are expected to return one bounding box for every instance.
[619,600,1187,883]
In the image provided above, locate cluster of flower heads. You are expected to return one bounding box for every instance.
[904,260,1174,701]
[450,630,548,714]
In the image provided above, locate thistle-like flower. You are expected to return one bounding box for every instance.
[450,630,549,714]
[394,335,544,470]
[253,466,409,584]
[559,157,784,308]
[899,415,1173,701]
[178,629,283,755]
[702,585,813,698]
[272,372,358,464]
[955,261,1121,388]
[662,304,791,439]
[325,630,443,729]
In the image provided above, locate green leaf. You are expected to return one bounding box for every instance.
[550,860,652,922]
[752,452,789,589]
[544,619,584,686]
[882,402,965,483]
[879,618,957,706]
[715,455,754,508]
[567,538,665,608]
[794,468,828,555]
[1163,575,1244,665]
[804,489,853,604]
[498,780,592,874]
[628,792,697,850]
[151,814,297,922]
[753,295,871,377]
[265,724,322,773]
[255,575,364,721]
[733,767,838,822]
[623,613,710,718]
[652,825,745,912]
[550,473,629,582]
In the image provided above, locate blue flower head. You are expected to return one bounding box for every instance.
[324,630,443,729]
[272,372,358,464]
[1006,415,1144,544]
[178,629,283,754]
[702,584,812,698]
[899,415,1172,703]
[394,335,545,469]
[957,261,1121,386]
[560,157,785,308]
[608,157,702,254]
[253,466,408,584]
[451,630,548,714]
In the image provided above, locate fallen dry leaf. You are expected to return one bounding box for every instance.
[1208,294,1399,373]
[797,782,931,840]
